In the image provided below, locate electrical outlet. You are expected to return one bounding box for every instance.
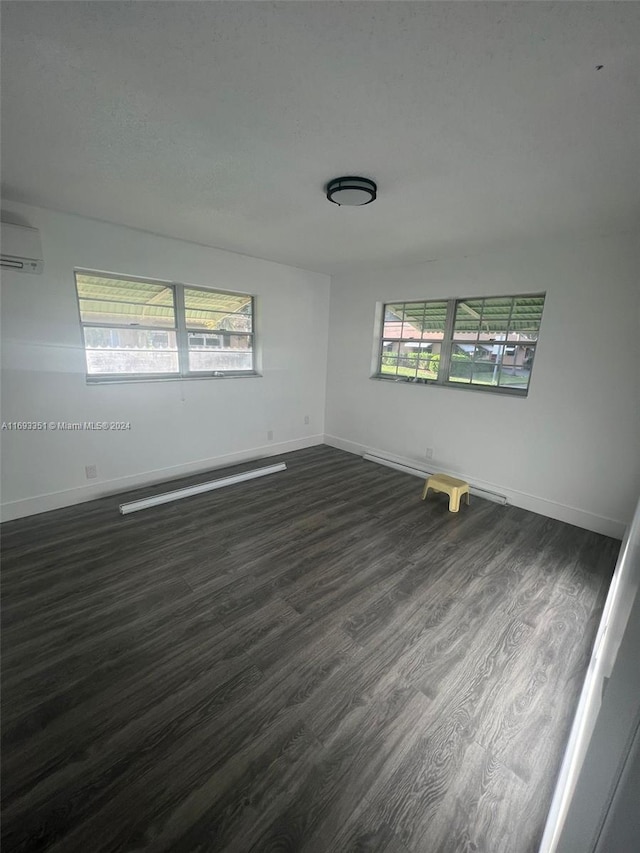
[85,464,98,479]
[304,415,310,425]
[426,448,434,460]
[267,430,274,441]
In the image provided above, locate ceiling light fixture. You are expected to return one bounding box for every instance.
[326,176,377,206]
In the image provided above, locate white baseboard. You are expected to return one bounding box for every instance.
[2,432,627,539]
[323,433,626,540]
[0,434,324,522]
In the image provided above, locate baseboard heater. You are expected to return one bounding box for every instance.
[362,453,507,506]
[119,462,287,515]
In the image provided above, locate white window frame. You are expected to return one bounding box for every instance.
[374,293,545,397]
[75,270,257,383]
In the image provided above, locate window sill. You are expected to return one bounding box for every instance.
[86,372,262,386]
[370,374,528,398]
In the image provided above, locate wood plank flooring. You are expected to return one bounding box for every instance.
[1,446,618,852]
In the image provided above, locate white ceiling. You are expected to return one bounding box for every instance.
[2,1,639,274]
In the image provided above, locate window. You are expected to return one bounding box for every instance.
[377,293,545,396]
[75,272,255,381]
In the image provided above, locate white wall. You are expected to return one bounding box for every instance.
[0,201,330,520]
[325,233,640,538]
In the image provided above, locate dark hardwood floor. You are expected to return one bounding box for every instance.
[1,446,618,852]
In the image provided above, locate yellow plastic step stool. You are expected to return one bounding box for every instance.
[421,473,470,512]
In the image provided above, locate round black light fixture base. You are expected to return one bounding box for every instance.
[326,176,377,206]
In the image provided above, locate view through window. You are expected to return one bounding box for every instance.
[75,272,255,380]
[378,294,545,395]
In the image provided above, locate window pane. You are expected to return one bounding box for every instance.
[76,274,175,327]
[454,299,483,334]
[448,349,473,383]
[184,308,252,332]
[454,294,544,356]
[401,315,423,342]
[380,359,399,376]
[452,342,476,359]
[380,340,399,375]
[397,343,419,379]
[478,297,512,334]
[189,334,222,348]
[185,289,253,334]
[510,296,544,334]
[184,288,252,314]
[448,342,534,390]
[83,328,179,375]
[497,344,534,389]
[188,331,248,350]
[468,344,497,386]
[76,274,174,305]
[188,332,253,372]
[383,300,447,340]
[473,344,494,363]
[398,303,426,343]
[78,299,176,328]
[509,333,538,345]
[383,304,406,339]
[385,304,405,319]
[417,350,440,379]
[189,351,253,372]
[411,301,447,338]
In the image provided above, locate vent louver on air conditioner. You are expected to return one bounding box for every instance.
[1,223,43,274]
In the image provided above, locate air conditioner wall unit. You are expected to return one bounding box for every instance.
[1,223,43,274]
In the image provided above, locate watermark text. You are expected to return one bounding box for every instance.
[2,421,132,431]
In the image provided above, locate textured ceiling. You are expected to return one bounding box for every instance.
[2,1,639,274]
